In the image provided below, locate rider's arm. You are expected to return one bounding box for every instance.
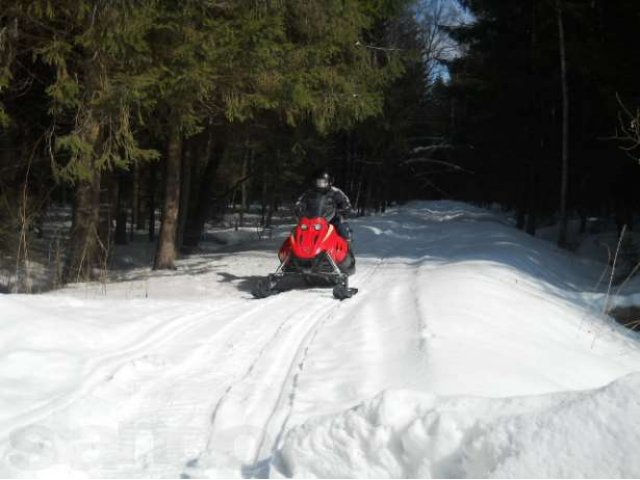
[333,188,352,216]
[294,192,306,217]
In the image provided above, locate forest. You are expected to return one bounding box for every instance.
[1,0,639,290]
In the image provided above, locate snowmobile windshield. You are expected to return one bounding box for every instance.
[299,191,335,221]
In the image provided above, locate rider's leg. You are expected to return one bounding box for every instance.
[331,218,352,243]
[331,218,355,274]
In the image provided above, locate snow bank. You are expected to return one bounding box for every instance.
[276,373,640,478]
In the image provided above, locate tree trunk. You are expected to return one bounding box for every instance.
[132,165,141,236]
[177,142,192,251]
[148,165,156,242]
[556,0,570,247]
[239,146,249,227]
[345,134,354,195]
[63,119,103,283]
[525,212,536,235]
[579,210,587,234]
[354,175,363,215]
[260,164,268,227]
[64,178,103,283]
[183,129,225,247]
[114,175,128,245]
[525,163,537,235]
[154,127,182,270]
[525,0,538,238]
[266,197,276,229]
[516,208,526,230]
[381,158,389,213]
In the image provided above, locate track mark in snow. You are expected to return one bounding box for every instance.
[0,299,257,438]
[206,297,305,435]
[250,258,388,477]
[252,307,338,478]
[83,295,297,478]
[181,298,332,477]
[183,259,387,478]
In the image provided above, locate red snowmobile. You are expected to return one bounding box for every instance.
[252,193,357,300]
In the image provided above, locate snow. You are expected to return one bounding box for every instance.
[0,200,639,478]
[277,374,640,478]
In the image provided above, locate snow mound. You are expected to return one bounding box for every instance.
[275,373,640,478]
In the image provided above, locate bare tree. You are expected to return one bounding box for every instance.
[154,126,182,270]
[556,0,570,247]
[614,94,640,163]
[417,0,470,83]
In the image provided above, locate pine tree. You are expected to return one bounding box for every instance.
[151,0,411,262]
[5,1,160,281]
[447,0,640,231]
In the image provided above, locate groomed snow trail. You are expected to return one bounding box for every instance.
[0,241,402,478]
[1,201,640,478]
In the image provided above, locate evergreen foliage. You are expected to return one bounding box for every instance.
[445,0,640,233]
[6,0,161,182]
[1,0,427,284]
[4,0,639,289]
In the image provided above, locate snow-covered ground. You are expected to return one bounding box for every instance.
[0,201,639,478]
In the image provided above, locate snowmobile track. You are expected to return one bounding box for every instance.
[181,297,333,477]
[182,258,387,478]
[250,257,387,475]
[0,298,273,437]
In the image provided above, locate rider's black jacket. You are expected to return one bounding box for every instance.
[294,186,352,222]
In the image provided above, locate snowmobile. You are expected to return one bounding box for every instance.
[252,192,358,300]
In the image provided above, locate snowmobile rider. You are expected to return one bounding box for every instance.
[295,169,353,243]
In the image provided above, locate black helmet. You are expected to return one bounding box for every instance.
[312,168,332,191]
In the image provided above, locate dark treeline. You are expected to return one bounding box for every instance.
[3,0,639,289]
[1,0,449,287]
[437,0,640,242]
